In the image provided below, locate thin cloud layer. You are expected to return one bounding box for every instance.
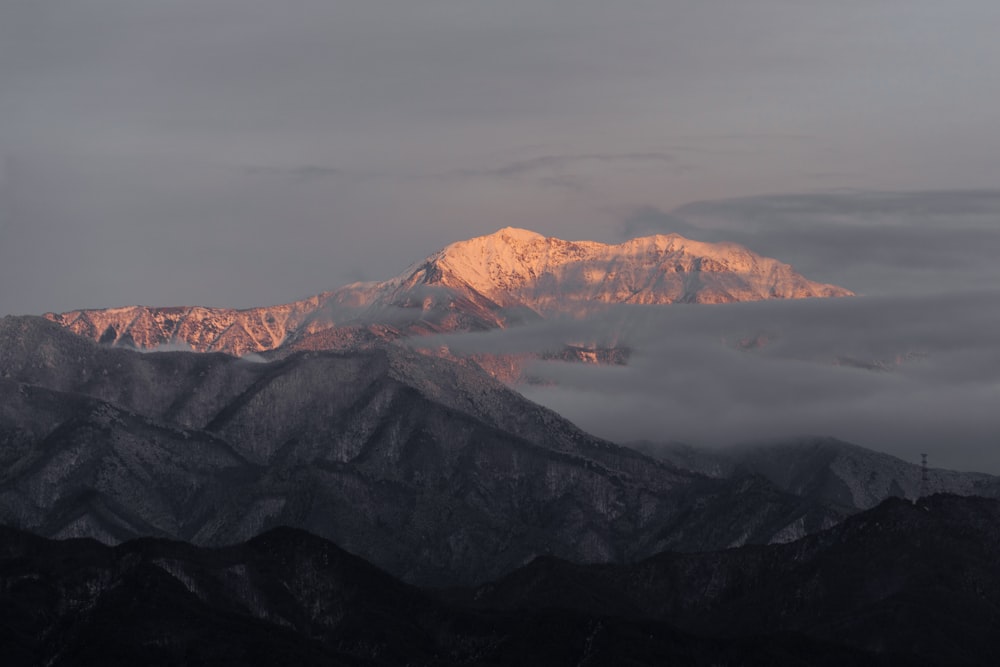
[624,190,1000,295]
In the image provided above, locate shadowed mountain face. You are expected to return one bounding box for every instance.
[0,315,853,586]
[4,495,995,666]
[43,228,852,356]
[634,438,1000,512]
[454,494,1000,667]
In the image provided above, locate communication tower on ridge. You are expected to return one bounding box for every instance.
[919,453,929,499]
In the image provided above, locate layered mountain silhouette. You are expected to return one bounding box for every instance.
[3,225,995,664]
[452,493,1000,666]
[3,494,996,666]
[45,228,853,356]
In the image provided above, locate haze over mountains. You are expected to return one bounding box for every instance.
[44,228,852,356]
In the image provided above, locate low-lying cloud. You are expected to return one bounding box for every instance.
[415,291,1000,474]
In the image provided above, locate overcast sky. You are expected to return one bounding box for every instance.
[3,1,999,471]
[3,0,1000,313]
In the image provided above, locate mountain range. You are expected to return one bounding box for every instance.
[635,437,1000,512]
[6,226,994,663]
[0,314,847,585]
[2,314,996,589]
[44,228,853,356]
[3,494,997,666]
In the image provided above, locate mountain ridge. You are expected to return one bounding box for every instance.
[44,228,853,356]
[633,437,1000,512]
[3,495,997,665]
[1,314,858,585]
[418,227,851,308]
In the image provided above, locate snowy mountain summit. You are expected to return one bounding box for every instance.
[46,228,853,354]
[400,226,851,311]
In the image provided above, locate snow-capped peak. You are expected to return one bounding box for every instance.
[401,227,852,310]
[46,226,853,354]
[489,226,548,242]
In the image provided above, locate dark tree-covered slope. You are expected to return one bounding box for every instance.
[7,496,989,666]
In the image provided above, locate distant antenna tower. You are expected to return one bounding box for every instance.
[919,453,929,499]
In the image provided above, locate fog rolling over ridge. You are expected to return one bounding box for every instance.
[436,293,1000,474]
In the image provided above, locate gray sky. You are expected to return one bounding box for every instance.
[3,1,1000,471]
[3,0,1000,313]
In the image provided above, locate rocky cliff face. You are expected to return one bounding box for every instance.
[44,228,852,356]
[46,296,326,356]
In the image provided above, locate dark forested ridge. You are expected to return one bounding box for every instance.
[3,494,995,666]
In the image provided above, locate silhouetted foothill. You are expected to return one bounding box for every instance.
[3,495,996,666]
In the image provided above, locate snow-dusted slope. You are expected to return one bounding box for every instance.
[409,227,852,311]
[48,297,322,356]
[45,284,383,355]
[45,227,852,355]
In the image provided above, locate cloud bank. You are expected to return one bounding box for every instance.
[415,289,1000,473]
